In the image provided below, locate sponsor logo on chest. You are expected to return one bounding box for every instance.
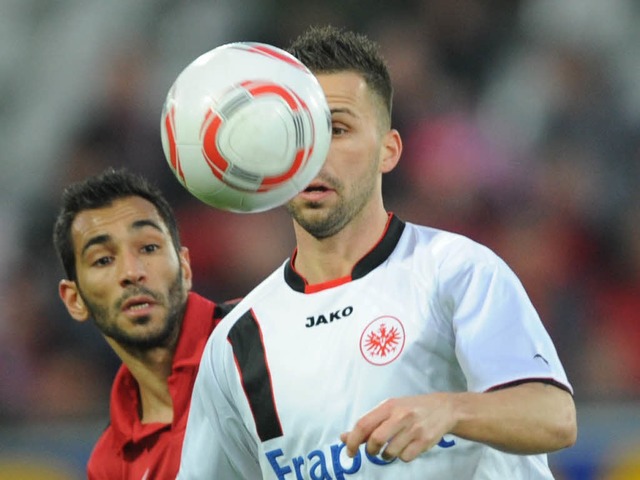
[303,305,407,366]
[305,305,354,328]
[265,437,456,479]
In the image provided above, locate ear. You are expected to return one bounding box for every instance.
[179,246,193,291]
[59,279,90,322]
[379,128,402,174]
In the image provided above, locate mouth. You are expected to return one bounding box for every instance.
[298,179,336,202]
[121,295,157,314]
[303,181,330,193]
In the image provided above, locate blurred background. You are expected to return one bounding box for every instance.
[0,0,639,478]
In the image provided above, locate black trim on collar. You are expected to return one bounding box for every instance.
[284,256,307,292]
[284,214,406,293]
[352,214,405,280]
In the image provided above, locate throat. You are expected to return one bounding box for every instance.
[138,387,174,424]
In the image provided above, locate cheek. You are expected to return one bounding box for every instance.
[76,261,129,302]
[328,136,374,166]
[76,275,111,303]
[157,257,184,283]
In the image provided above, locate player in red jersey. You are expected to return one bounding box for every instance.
[53,168,237,479]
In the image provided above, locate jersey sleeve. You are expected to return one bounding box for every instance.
[177,328,261,479]
[436,238,572,394]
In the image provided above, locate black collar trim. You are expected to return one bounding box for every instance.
[284,214,406,293]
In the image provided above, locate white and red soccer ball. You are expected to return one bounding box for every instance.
[160,42,331,213]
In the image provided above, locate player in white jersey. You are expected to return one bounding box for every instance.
[178,26,577,479]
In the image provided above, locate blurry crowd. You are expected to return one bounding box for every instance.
[1,0,639,435]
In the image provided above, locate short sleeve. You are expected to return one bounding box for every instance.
[437,239,572,394]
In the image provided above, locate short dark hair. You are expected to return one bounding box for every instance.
[52,167,181,281]
[287,25,393,126]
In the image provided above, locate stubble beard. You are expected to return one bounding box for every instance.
[80,270,187,352]
[287,198,351,239]
[287,171,377,240]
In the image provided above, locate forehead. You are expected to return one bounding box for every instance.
[316,71,386,125]
[71,196,165,249]
[316,71,372,109]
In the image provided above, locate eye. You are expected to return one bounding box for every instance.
[92,256,113,267]
[332,125,347,136]
[141,244,160,254]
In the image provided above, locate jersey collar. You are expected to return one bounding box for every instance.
[108,293,216,449]
[284,213,405,294]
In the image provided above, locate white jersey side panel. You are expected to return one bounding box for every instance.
[179,220,571,479]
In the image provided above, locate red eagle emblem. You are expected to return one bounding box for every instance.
[360,316,405,365]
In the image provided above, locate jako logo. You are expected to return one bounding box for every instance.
[265,438,455,479]
[305,306,353,328]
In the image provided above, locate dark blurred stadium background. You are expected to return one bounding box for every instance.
[1,1,639,478]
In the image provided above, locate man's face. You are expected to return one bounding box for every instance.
[60,196,192,351]
[287,71,395,238]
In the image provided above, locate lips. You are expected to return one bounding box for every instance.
[297,180,335,203]
[303,181,329,193]
[121,295,156,312]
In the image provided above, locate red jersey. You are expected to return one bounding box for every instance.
[87,292,236,480]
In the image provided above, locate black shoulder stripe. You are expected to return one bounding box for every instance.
[227,310,283,442]
[213,298,242,321]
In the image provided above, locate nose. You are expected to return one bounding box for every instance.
[119,250,147,287]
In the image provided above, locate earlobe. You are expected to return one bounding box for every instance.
[59,280,89,322]
[380,129,402,173]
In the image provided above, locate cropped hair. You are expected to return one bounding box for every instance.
[52,167,181,281]
[287,25,393,125]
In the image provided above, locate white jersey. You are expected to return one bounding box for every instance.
[179,215,572,479]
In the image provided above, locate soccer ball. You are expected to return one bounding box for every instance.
[160,42,331,213]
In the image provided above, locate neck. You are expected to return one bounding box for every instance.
[293,206,390,284]
[110,340,175,424]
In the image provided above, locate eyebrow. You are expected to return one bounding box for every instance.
[80,219,165,256]
[330,107,356,117]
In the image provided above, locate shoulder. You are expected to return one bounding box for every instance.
[213,297,243,323]
[186,292,242,327]
[400,222,500,270]
[87,425,118,477]
[397,222,521,307]
[206,261,288,343]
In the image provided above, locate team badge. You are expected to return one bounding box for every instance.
[359,316,405,365]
